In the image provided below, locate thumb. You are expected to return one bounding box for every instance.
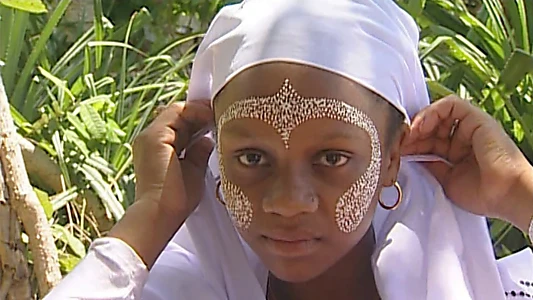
[183,136,215,169]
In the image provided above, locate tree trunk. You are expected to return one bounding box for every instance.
[0,76,61,297]
[18,135,62,193]
[0,159,31,300]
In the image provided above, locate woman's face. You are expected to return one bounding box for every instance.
[214,62,405,283]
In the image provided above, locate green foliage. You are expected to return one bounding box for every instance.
[0,0,202,275]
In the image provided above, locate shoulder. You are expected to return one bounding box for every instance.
[141,243,224,300]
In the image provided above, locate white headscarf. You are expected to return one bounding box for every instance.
[170,0,507,299]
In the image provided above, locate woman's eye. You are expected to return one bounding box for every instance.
[318,152,350,167]
[237,153,267,166]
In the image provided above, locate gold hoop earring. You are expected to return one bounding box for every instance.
[215,180,226,206]
[379,181,402,210]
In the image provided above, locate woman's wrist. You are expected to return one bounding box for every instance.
[108,199,187,269]
[498,167,533,235]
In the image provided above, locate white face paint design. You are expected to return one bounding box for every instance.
[217,79,381,232]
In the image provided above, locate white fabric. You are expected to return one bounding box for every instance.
[44,237,533,299]
[44,238,149,299]
[44,0,533,299]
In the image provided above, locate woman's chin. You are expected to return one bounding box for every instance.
[267,259,327,283]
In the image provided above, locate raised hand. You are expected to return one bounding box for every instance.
[402,95,533,232]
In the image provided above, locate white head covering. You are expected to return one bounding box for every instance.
[170,0,507,299]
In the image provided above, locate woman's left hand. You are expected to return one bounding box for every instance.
[401,95,533,232]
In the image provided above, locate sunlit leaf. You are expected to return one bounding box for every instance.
[79,103,106,140]
[77,163,124,220]
[64,129,90,157]
[34,187,53,219]
[0,0,46,14]
[58,252,81,273]
[513,120,525,142]
[52,224,86,258]
[66,112,90,140]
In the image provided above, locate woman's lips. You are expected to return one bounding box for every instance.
[261,234,320,257]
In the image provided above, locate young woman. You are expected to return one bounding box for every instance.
[46,0,533,299]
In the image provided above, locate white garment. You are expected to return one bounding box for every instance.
[44,227,533,299]
[45,0,533,299]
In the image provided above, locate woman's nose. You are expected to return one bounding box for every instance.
[262,170,319,217]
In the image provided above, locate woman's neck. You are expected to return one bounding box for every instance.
[268,228,380,300]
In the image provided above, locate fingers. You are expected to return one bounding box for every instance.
[146,100,214,152]
[402,95,496,162]
[408,95,492,146]
[401,135,472,164]
[183,137,215,169]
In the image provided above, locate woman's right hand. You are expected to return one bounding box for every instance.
[109,100,214,268]
[133,100,215,219]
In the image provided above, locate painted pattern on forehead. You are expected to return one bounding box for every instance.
[218,79,375,149]
[216,79,382,233]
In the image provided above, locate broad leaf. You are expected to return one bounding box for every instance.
[34,187,53,219]
[0,0,46,14]
[58,252,81,273]
[79,103,106,140]
[52,224,86,258]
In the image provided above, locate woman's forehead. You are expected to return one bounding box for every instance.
[217,78,380,149]
[213,62,377,119]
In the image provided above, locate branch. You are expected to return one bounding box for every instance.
[0,76,61,297]
[18,136,62,193]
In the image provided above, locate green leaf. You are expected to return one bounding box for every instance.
[498,49,533,93]
[84,73,98,98]
[490,219,514,246]
[86,154,115,176]
[2,9,29,94]
[105,126,121,144]
[66,112,91,140]
[34,187,53,219]
[52,130,72,188]
[0,0,46,14]
[38,67,75,104]
[52,224,86,258]
[11,0,72,109]
[491,90,505,110]
[49,187,78,212]
[77,163,124,220]
[426,79,455,100]
[93,0,104,68]
[10,104,31,132]
[79,103,106,140]
[58,252,81,273]
[0,6,13,59]
[87,41,148,57]
[406,0,427,19]
[117,10,137,121]
[64,129,90,157]
[513,120,525,143]
[107,119,126,138]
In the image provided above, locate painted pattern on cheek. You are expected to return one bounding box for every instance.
[217,79,381,233]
